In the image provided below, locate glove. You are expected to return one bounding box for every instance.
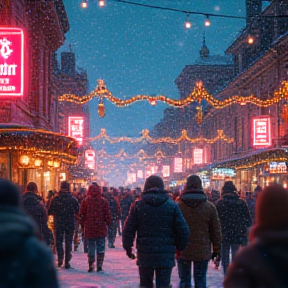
[211,252,221,262]
[125,247,136,260]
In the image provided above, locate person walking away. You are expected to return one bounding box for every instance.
[80,183,111,272]
[22,181,52,246]
[177,174,222,288]
[48,181,79,269]
[215,181,251,275]
[224,184,288,288]
[123,175,189,288]
[119,188,134,235]
[0,179,59,288]
[106,188,121,248]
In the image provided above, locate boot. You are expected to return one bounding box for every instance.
[96,253,104,272]
[88,257,95,273]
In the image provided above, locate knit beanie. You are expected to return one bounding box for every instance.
[143,175,164,191]
[254,184,288,230]
[0,179,21,207]
[222,181,237,194]
[186,174,203,191]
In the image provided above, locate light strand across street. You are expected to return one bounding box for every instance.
[88,128,234,144]
[58,80,288,114]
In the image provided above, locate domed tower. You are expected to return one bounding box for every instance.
[200,32,209,59]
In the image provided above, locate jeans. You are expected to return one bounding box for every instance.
[221,242,240,275]
[177,258,209,288]
[55,227,74,263]
[139,266,172,288]
[88,237,105,261]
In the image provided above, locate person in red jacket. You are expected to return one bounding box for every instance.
[80,183,111,272]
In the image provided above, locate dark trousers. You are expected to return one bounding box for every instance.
[177,258,209,288]
[138,266,172,288]
[108,221,117,245]
[55,226,74,263]
[221,242,240,275]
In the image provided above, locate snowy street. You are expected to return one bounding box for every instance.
[58,236,224,288]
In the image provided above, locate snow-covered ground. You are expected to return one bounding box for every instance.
[58,236,224,288]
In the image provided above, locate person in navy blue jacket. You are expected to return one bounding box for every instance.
[122,175,189,288]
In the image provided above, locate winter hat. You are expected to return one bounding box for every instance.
[222,181,237,194]
[254,184,288,230]
[0,179,21,207]
[186,174,203,191]
[60,181,70,192]
[143,175,164,191]
[26,181,38,193]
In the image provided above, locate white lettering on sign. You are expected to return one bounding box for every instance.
[0,86,16,91]
[0,63,17,75]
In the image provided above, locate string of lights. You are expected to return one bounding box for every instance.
[81,0,288,29]
[88,128,234,144]
[59,80,288,113]
[97,148,173,159]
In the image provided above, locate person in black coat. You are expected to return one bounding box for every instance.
[215,181,251,275]
[0,179,59,288]
[122,175,189,288]
[22,182,51,245]
[224,184,288,288]
[48,181,79,269]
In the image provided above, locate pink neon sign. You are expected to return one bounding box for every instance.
[193,149,203,164]
[0,28,24,97]
[252,116,271,147]
[68,116,84,146]
[85,149,96,170]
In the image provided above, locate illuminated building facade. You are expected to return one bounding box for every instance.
[0,0,78,195]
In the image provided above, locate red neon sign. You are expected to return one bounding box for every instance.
[252,116,271,147]
[0,28,24,97]
[68,116,84,146]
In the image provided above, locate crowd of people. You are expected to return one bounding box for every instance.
[0,175,287,288]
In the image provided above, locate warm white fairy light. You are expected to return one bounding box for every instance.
[99,0,105,7]
[81,0,88,8]
[204,15,211,26]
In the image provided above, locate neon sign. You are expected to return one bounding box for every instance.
[68,116,84,146]
[85,149,96,170]
[0,28,24,97]
[193,149,203,164]
[252,116,271,147]
[174,157,183,173]
[162,165,170,177]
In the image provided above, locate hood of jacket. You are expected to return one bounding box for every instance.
[58,190,73,198]
[222,190,239,201]
[142,188,169,207]
[180,189,207,208]
[23,191,42,206]
[0,206,36,253]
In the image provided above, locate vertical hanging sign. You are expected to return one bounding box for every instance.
[252,116,271,147]
[68,116,84,146]
[0,28,24,97]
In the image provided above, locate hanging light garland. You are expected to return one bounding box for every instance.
[213,148,288,170]
[87,128,234,144]
[97,148,172,159]
[59,80,288,117]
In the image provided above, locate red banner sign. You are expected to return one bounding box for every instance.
[68,116,84,146]
[0,28,24,97]
[252,116,271,147]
